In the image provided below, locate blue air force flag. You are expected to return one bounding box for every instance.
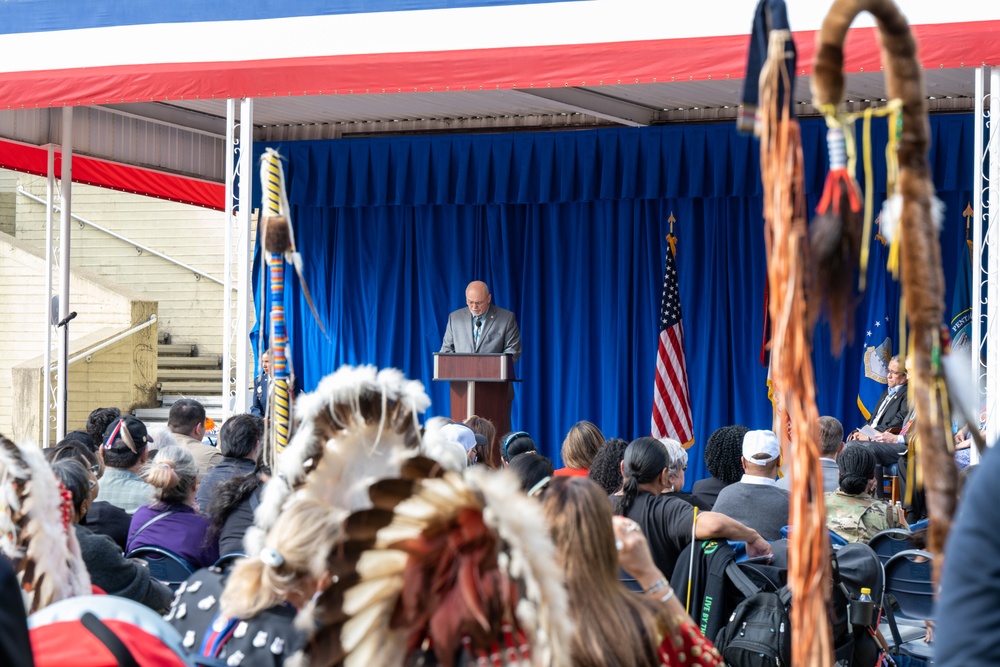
[950,239,973,354]
[858,235,898,420]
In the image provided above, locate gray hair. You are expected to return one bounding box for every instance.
[143,445,199,505]
[658,437,688,473]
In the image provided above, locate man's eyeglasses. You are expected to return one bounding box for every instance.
[887,369,906,377]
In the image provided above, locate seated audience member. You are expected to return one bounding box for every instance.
[778,416,843,494]
[537,476,722,666]
[614,437,771,579]
[935,444,1000,666]
[439,422,483,466]
[659,437,712,510]
[127,446,219,569]
[167,497,339,666]
[508,451,555,494]
[588,437,630,495]
[500,430,537,464]
[86,407,122,452]
[206,464,269,558]
[692,425,748,509]
[168,398,222,475]
[95,416,154,514]
[0,555,32,667]
[711,430,790,541]
[825,444,904,543]
[50,460,173,612]
[850,356,909,438]
[464,414,500,468]
[44,441,131,552]
[196,414,263,512]
[554,420,605,477]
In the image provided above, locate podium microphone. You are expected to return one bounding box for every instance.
[56,311,78,328]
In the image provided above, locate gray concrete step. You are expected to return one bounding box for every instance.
[134,406,227,422]
[159,343,197,357]
[158,356,221,370]
[158,368,224,381]
[158,380,224,394]
[159,394,226,408]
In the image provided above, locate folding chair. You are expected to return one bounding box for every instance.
[868,528,915,567]
[126,546,196,590]
[882,549,935,662]
[212,552,246,571]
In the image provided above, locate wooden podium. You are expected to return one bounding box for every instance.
[433,353,516,436]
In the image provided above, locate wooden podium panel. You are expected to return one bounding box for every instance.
[433,353,515,436]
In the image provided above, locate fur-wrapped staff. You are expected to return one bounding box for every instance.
[742,1,833,665]
[259,149,327,459]
[812,0,956,582]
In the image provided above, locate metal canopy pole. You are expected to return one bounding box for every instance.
[56,109,73,441]
[987,68,1000,449]
[42,145,55,448]
[222,99,236,417]
[972,67,986,463]
[232,98,254,416]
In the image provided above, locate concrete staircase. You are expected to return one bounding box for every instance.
[133,331,227,436]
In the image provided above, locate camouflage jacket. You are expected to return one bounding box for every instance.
[825,489,901,543]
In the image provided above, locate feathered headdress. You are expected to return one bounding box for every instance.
[0,435,91,612]
[302,463,574,667]
[245,364,432,557]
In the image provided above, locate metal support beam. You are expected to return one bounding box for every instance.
[516,88,658,127]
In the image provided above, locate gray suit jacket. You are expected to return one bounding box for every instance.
[440,304,522,362]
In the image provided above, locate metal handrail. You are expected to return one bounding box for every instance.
[17,187,223,286]
[48,314,158,369]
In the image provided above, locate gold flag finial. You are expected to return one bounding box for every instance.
[963,202,974,238]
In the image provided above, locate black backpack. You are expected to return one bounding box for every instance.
[714,585,792,666]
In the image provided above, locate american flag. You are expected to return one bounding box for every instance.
[651,234,694,445]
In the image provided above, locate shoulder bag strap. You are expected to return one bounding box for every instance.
[131,510,177,543]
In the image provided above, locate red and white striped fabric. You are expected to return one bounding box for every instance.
[651,237,694,446]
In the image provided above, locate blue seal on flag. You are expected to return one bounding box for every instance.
[863,337,892,383]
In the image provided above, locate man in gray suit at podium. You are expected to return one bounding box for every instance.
[440,281,522,362]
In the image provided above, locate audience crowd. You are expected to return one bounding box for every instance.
[0,362,976,666]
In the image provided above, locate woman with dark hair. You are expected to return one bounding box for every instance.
[127,446,218,568]
[206,463,270,559]
[537,476,722,667]
[499,431,537,464]
[692,425,748,509]
[613,437,771,579]
[508,452,554,494]
[49,460,173,612]
[825,444,905,543]
[588,437,629,495]
[86,407,122,452]
[44,441,131,552]
[554,420,605,477]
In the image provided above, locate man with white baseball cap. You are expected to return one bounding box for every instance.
[709,429,790,541]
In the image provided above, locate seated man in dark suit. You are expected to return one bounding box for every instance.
[850,355,909,438]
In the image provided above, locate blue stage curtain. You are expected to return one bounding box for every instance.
[252,114,974,489]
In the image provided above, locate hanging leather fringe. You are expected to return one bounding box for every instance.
[748,2,833,661]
